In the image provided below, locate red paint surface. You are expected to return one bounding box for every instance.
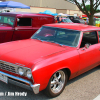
[0,12,55,43]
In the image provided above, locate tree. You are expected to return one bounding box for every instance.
[65,0,100,25]
[83,5,90,12]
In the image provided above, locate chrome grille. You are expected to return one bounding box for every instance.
[0,61,16,73]
[0,60,33,81]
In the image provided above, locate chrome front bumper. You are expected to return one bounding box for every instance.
[0,71,40,94]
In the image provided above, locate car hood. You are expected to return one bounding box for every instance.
[0,39,68,68]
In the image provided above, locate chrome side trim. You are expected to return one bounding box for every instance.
[0,71,40,94]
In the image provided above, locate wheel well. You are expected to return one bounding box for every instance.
[62,68,71,80]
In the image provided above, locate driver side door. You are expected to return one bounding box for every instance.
[77,31,100,75]
[12,17,33,41]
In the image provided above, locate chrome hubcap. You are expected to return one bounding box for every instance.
[50,70,65,93]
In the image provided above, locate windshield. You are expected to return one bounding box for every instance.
[31,26,80,47]
[63,18,72,23]
[0,16,15,26]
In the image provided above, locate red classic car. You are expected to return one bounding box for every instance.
[0,23,100,97]
[0,12,55,43]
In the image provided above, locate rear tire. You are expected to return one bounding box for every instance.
[44,69,68,97]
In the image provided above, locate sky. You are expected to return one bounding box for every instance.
[78,0,89,4]
[77,0,100,9]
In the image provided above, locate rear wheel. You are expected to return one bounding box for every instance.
[45,69,68,97]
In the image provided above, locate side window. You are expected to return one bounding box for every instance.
[17,18,32,26]
[80,31,98,48]
[0,16,15,26]
[98,31,100,41]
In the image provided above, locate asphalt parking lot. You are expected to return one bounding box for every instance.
[0,66,100,100]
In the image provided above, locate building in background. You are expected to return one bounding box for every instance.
[5,0,82,16]
[0,0,5,1]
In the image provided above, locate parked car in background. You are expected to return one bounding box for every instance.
[0,12,55,43]
[61,18,73,23]
[68,16,85,24]
[55,17,72,23]
[0,23,100,97]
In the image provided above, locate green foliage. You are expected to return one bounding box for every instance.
[83,5,90,12]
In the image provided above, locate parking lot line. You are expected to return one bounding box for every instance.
[93,94,100,100]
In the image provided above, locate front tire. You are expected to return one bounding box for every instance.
[45,69,68,97]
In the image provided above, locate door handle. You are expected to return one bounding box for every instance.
[15,28,18,30]
[81,47,85,51]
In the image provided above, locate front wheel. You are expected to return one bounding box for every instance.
[45,69,68,97]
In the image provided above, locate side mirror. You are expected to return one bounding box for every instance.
[85,43,90,49]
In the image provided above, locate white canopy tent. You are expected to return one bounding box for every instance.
[58,13,67,17]
[94,13,100,17]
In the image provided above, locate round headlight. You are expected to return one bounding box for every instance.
[18,67,24,76]
[26,70,32,79]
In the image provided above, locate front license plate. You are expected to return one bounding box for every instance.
[0,73,8,83]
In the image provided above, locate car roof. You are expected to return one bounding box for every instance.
[44,23,100,31]
[0,12,54,17]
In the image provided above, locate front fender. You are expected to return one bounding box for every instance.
[31,50,80,91]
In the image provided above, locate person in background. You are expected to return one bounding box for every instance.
[70,17,74,22]
[79,16,82,19]
[86,17,89,24]
[58,17,62,23]
[57,15,59,22]
[93,17,96,25]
